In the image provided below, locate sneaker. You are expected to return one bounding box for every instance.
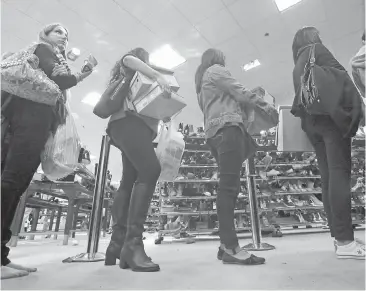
[334,238,365,251]
[283,195,296,207]
[336,241,365,260]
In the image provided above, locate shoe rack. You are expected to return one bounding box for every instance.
[153,125,365,244]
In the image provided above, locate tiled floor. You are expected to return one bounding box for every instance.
[1,231,365,290]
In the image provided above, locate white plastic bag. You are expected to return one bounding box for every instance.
[41,102,81,180]
[156,121,185,181]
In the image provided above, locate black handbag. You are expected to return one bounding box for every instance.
[300,44,329,115]
[93,74,134,119]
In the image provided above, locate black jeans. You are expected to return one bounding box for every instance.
[302,115,354,241]
[1,97,54,265]
[207,126,254,249]
[108,114,161,196]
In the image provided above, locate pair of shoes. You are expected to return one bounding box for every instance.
[336,240,365,260]
[119,183,160,272]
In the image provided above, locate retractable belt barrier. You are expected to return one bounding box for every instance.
[243,157,275,251]
[63,135,111,263]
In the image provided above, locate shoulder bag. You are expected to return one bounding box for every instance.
[1,44,62,106]
[93,74,135,119]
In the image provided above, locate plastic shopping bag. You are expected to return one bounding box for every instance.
[155,121,185,181]
[41,103,81,180]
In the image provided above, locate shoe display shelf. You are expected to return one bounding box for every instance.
[154,125,365,244]
[154,125,279,244]
[253,132,365,233]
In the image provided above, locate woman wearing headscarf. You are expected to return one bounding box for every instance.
[1,23,92,279]
[291,27,364,260]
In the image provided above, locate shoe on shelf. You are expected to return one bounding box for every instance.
[294,212,307,223]
[283,195,296,207]
[308,195,323,206]
[336,240,365,260]
[267,169,281,177]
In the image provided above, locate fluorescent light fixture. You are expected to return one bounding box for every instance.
[82,92,101,107]
[243,59,261,71]
[274,0,302,12]
[149,44,186,69]
[90,155,97,160]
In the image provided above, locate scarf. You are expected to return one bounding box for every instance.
[38,23,72,134]
[351,45,365,98]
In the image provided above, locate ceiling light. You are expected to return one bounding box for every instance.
[82,92,101,107]
[149,44,186,70]
[274,0,302,12]
[242,59,261,71]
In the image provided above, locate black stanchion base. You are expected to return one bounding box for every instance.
[242,242,275,251]
[62,252,105,263]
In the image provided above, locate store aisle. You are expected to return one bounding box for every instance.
[2,231,365,290]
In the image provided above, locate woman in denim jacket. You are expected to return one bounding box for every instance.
[195,48,265,265]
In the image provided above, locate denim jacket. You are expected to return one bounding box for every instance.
[197,64,258,139]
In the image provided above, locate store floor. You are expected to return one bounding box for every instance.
[2,231,365,290]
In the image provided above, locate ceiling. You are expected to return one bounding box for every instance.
[1,0,365,180]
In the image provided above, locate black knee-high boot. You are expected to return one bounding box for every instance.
[119,182,159,272]
[104,187,132,266]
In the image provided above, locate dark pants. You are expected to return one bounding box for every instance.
[207,126,254,249]
[108,114,161,214]
[302,115,354,241]
[1,97,54,266]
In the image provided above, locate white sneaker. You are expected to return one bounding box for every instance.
[336,240,365,260]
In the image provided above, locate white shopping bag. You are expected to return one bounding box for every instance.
[41,102,81,179]
[156,121,185,181]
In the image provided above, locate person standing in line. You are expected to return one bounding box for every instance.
[194,48,265,265]
[104,48,170,272]
[291,27,365,260]
[1,23,93,280]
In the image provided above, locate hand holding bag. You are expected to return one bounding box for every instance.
[1,44,62,106]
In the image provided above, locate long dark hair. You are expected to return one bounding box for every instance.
[292,26,322,63]
[195,48,226,94]
[109,47,149,84]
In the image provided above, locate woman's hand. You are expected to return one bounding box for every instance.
[75,70,93,83]
[156,74,171,93]
[163,117,171,123]
[51,64,69,77]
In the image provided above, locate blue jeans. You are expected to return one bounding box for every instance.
[207,126,256,249]
[302,115,354,241]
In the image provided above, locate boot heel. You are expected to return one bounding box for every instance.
[119,260,129,269]
[104,252,117,266]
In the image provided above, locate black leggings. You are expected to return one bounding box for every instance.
[302,115,354,241]
[1,97,54,266]
[108,114,161,192]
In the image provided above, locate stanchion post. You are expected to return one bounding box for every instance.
[63,135,111,263]
[243,156,275,251]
